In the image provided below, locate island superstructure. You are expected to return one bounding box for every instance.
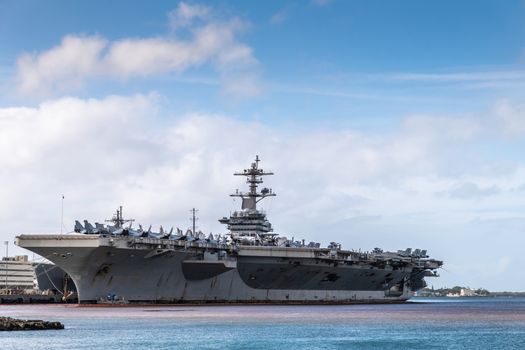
[16,156,442,304]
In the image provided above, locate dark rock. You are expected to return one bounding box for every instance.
[0,316,64,331]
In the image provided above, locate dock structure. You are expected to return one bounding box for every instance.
[0,254,77,304]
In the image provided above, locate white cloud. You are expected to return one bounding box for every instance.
[16,36,107,95]
[491,99,525,137]
[2,95,525,290]
[318,69,525,94]
[220,73,261,99]
[13,3,259,99]
[169,2,210,29]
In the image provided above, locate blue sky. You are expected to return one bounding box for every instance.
[3,0,525,122]
[1,0,525,290]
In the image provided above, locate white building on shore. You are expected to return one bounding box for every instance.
[446,288,478,297]
[0,255,37,294]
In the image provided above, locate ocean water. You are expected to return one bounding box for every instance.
[2,297,525,349]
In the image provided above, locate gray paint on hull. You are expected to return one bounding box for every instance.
[25,245,413,303]
[236,257,409,291]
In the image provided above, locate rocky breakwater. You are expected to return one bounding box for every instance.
[0,316,64,331]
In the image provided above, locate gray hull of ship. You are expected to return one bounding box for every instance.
[17,236,416,304]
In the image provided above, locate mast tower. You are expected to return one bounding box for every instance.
[230,155,276,211]
[106,206,134,228]
[219,156,277,241]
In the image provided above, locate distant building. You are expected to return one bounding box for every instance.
[460,288,476,297]
[1,255,76,296]
[446,288,477,297]
[0,255,37,294]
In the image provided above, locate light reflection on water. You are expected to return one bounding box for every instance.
[2,298,525,349]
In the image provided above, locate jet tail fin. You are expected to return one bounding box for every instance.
[74,220,84,233]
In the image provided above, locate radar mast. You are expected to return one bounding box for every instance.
[105,206,134,228]
[230,155,276,210]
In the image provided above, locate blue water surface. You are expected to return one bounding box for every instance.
[2,297,525,349]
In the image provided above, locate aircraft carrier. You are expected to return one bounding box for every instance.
[16,156,442,304]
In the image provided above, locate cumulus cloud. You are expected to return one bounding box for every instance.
[2,94,525,289]
[13,2,259,98]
